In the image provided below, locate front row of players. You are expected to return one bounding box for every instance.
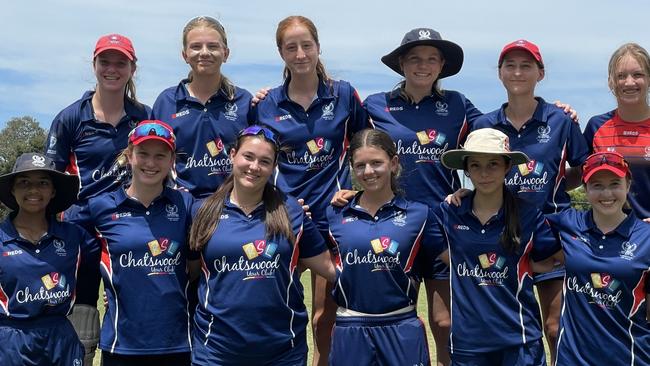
[1,122,649,365]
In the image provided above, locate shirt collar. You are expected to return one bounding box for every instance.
[114,185,176,207]
[174,78,230,103]
[79,90,146,125]
[343,191,408,214]
[1,214,67,244]
[456,192,505,222]
[276,77,337,104]
[496,96,549,127]
[585,210,636,238]
[387,88,438,103]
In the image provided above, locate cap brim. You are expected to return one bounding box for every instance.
[0,170,79,214]
[94,46,135,61]
[582,165,627,183]
[441,149,529,170]
[381,39,464,78]
[131,136,175,151]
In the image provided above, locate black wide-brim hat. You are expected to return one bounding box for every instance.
[381,28,464,79]
[0,153,79,214]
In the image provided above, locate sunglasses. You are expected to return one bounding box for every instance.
[583,152,628,173]
[129,122,176,143]
[239,125,280,146]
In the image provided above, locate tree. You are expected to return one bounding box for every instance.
[0,116,47,218]
[568,186,590,211]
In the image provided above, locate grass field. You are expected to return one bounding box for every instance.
[92,271,551,365]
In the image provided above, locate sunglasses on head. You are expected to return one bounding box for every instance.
[239,125,280,146]
[583,152,628,172]
[129,122,175,143]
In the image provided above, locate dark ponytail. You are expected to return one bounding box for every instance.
[500,186,521,253]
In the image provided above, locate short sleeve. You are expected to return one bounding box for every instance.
[298,214,327,259]
[415,205,449,278]
[530,209,561,262]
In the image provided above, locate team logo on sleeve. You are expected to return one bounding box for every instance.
[536,126,551,143]
[344,236,401,271]
[620,241,638,260]
[223,102,238,121]
[456,253,509,286]
[567,273,623,309]
[119,238,182,276]
[213,239,281,280]
[14,272,71,305]
[321,102,335,120]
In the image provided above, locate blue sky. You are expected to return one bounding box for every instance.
[1,0,649,130]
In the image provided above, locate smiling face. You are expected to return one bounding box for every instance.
[585,170,631,217]
[610,54,649,107]
[278,23,320,78]
[182,26,229,78]
[11,171,55,215]
[498,49,544,97]
[351,146,398,197]
[230,137,277,195]
[465,154,510,196]
[93,50,135,93]
[127,140,174,188]
[400,45,444,93]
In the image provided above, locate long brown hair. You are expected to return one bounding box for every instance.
[182,16,236,100]
[276,15,330,84]
[189,134,295,251]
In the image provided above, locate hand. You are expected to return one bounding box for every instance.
[445,188,471,207]
[643,217,650,224]
[330,189,357,207]
[553,100,579,123]
[250,87,271,107]
[103,290,108,309]
[298,198,312,219]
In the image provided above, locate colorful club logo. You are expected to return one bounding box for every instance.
[242,239,278,260]
[370,236,399,255]
[41,272,67,290]
[306,137,332,155]
[416,129,446,146]
[206,137,225,157]
[478,252,506,270]
[518,160,544,176]
[147,238,180,257]
[591,273,620,292]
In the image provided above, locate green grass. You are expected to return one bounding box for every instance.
[93,272,551,365]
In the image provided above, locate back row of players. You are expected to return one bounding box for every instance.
[0,14,648,366]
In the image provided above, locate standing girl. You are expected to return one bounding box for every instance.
[435,128,558,366]
[252,15,369,365]
[190,125,336,365]
[0,153,94,366]
[326,129,441,366]
[152,16,252,198]
[67,120,196,366]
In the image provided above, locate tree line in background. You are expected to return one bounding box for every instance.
[0,116,590,219]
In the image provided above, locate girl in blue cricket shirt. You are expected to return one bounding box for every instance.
[326,129,441,366]
[535,151,650,365]
[189,125,337,366]
[435,128,558,366]
[252,15,369,365]
[0,153,96,366]
[67,120,196,366]
[151,16,252,198]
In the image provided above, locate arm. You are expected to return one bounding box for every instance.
[553,101,579,122]
[301,250,336,283]
[330,189,357,206]
[531,250,564,273]
[45,112,74,172]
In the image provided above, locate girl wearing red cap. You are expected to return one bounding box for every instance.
[67,120,197,366]
[537,151,650,365]
[584,43,650,223]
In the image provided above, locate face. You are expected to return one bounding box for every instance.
[127,140,174,188]
[230,137,277,193]
[585,170,630,217]
[400,46,445,91]
[351,146,398,196]
[498,50,544,96]
[183,26,229,77]
[94,50,135,93]
[11,171,55,214]
[612,54,649,107]
[279,24,320,77]
[466,154,510,196]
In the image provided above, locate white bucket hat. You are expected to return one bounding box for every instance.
[441,128,529,170]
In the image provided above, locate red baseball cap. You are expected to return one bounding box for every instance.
[94,34,136,61]
[582,151,630,183]
[128,120,176,151]
[498,39,543,68]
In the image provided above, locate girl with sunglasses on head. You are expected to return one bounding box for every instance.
[190,125,336,366]
[66,120,197,366]
[535,151,650,365]
[326,129,442,366]
[252,15,370,365]
[431,128,558,366]
[0,153,97,366]
[584,43,650,222]
[151,16,253,198]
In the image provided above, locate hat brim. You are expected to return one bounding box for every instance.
[381,39,464,78]
[94,46,135,61]
[582,165,628,183]
[0,169,80,214]
[131,135,175,151]
[441,149,530,170]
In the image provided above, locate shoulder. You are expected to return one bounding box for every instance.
[474,108,500,125]
[51,219,90,240]
[233,86,253,100]
[586,110,616,129]
[153,84,182,105]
